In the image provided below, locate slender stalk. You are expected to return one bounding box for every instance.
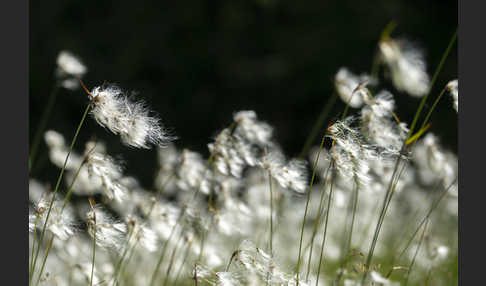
[29,214,40,276]
[163,230,186,286]
[305,162,332,281]
[268,170,274,256]
[149,153,215,286]
[386,177,456,278]
[30,103,91,285]
[299,92,338,158]
[34,235,54,286]
[33,143,95,285]
[173,241,193,285]
[361,28,457,285]
[295,135,326,285]
[90,217,97,286]
[361,157,406,284]
[29,84,60,172]
[111,173,176,286]
[408,29,457,138]
[345,180,360,258]
[315,168,335,286]
[404,220,429,286]
[419,87,447,132]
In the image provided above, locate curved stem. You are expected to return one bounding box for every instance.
[315,168,334,286]
[29,84,60,173]
[295,135,326,285]
[30,103,91,285]
[299,92,337,158]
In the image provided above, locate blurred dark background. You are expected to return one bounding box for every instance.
[30,0,457,189]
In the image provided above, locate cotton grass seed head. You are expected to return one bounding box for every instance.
[89,84,176,148]
[86,206,127,251]
[447,79,458,112]
[56,50,87,90]
[379,38,430,97]
[233,110,274,147]
[335,68,374,108]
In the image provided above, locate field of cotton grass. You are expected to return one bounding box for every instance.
[29,27,458,286]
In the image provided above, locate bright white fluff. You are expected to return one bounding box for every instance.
[370,271,399,286]
[56,50,87,90]
[89,84,175,148]
[233,110,273,147]
[327,118,376,186]
[209,128,258,178]
[126,215,159,252]
[379,38,430,97]
[86,207,127,251]
[361,91,407,154]
[86,152,127,202]
[176,149,213,195]
[335,67,374,108]
[260,150,308,193]
[447,79,458,112]
[31,196,76,240]
[44,130,83,170]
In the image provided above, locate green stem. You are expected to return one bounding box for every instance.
[295,135,326,285]
[419,87,447,132]
[112,173,176,286]
[404,219,429,286]
[344,180,360,260]
[361,158,406,285]
[29,214,40,276]
[305,162,332,281]
[173,241,193,285]
[408,29,457,139]
[163,230,186,286]
[149,152,215,286]
[315,168,334,286]
[386,177,456,278]
[361,28,457,285]
[34,235,54,286]
[29,84,60,172]
[30,103,91,285]
[299,92,338,158]
[90,218,97,286]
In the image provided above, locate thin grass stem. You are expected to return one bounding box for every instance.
[29,84,60,172]
[30,103,91,285]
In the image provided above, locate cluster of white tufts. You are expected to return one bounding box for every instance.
[30,39,457,286]
[378,38,430,97]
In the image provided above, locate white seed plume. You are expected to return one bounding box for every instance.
[32,196,76,240]
[412,133,457,187]
[447,79,458,112]
[361,91,407,154]
[260,150,308,193]
[126,215,159,252]
[56,50,87,90]
[86,152,127,202]
[335,67,374,108]
[379,38,430,97]
[89,84,175,148]
[209,128,259,178]
[86,207,127,251]
[233,110,273,147]
[327,118,376,186]
[44,130,83,170]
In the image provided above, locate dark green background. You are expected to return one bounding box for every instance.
[30,0,457,189]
